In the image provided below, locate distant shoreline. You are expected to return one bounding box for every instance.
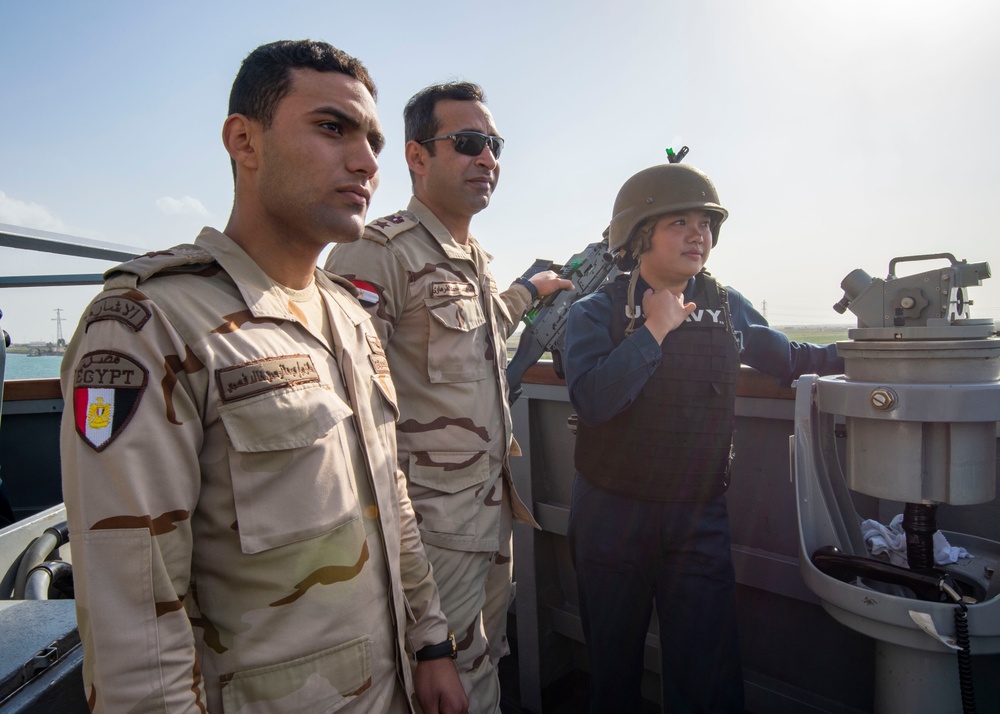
[5,345,67,357]
[769,325,850,345]
[6,344,66,352]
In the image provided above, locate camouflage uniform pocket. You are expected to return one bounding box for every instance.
[423,294,488,383]
[406,451,491,537]
[220,383,361,554]
[77,529,161,709]
[218,382,350,452]
[220,635,371,713]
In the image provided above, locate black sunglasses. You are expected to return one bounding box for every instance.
[419,131,504,159]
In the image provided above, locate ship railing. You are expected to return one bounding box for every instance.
[0,222,141,289]
[1,223,142,525]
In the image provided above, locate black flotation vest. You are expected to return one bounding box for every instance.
[574,271,741,501]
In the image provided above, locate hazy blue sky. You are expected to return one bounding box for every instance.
[2,0,999,343]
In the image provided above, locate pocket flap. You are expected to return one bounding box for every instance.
[425,295,486,333]
[408,452,490,494]
[219,383,352,453]
[221,636,371,713]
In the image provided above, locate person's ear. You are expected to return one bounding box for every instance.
[405,140,430,177]
[222,114,260,172]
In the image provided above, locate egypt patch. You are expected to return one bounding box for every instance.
[351,279,380,306]
[431,282,477,298]
[73,351,149,452]
[84,295,151,332]
[216,354,320,403]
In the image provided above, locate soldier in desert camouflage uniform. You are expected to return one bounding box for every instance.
[324,82,572,713]
[60,41,468,714]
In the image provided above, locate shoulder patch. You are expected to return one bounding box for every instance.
[350,279,380,306]
[322,271,381,307]
[72,350,149,452]
[366,211,419,242]
[84,293,151,333]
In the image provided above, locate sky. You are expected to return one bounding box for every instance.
[2,0,999,344]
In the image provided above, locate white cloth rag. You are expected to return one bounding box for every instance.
[861,514,972,567]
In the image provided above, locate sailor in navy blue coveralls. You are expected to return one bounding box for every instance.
[563,163,843,713]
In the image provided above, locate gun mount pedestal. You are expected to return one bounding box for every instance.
[794,255,1000,713]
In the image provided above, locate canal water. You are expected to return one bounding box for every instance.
[2,353,63,380]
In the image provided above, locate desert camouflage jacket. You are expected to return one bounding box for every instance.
[60,227,448,713]
[325,198,539,555]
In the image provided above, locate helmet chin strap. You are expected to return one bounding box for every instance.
[624,253,644,336]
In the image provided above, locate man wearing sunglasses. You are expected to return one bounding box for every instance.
[326,82,571,713]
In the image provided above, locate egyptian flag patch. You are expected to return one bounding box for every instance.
[73,350,149,452]
[350,279,379,306]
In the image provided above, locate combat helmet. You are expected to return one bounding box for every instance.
[609,164,728,263]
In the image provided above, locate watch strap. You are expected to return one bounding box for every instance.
[514,276,539,300]
[415,631,457,661]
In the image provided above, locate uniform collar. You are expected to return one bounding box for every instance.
[194,227,333,322]
[406,196,494,265]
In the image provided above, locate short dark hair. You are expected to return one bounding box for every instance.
[403,81,485,149]
[229,40,377,129]
[403,82,485,186]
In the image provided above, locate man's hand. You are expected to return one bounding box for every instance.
[529,270,575,298]
[414,657,469,714]
[641,288,696,343]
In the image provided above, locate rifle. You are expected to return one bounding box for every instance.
[506,233,620,404]
[505,145,690,404]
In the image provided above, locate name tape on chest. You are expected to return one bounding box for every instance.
[216,355,320,403]
[431,282,478,298]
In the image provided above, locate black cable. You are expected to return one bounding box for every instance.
[954,603,976,714]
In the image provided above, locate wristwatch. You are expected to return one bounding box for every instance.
[415,631,457,661]
[514,276,539,300]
